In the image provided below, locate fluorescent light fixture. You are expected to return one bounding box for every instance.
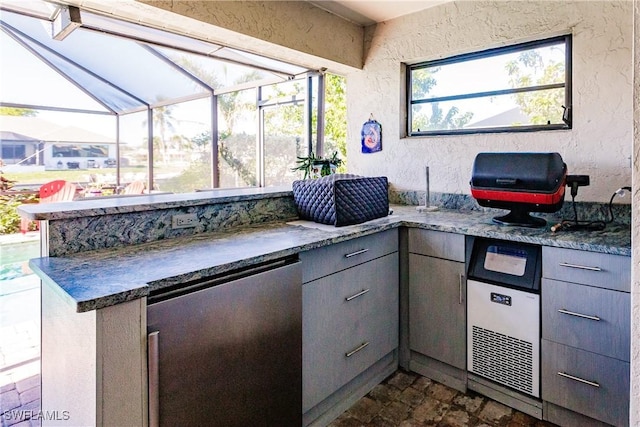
[52,6,82,41]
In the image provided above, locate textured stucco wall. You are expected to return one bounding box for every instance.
[631,0,639,424]
[347,1,633,203]
[133,0,364,73]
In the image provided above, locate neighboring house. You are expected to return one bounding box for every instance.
[0,130,41,165]
[0,116,116,169]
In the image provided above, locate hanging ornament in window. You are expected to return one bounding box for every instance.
[361,114,382,153]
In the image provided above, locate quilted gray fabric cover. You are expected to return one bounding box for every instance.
[292,174,389,226]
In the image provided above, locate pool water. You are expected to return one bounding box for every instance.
[0,238,40,282]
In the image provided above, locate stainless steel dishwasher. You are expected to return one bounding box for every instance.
[147,257,302,427]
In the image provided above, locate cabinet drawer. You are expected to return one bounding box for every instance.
[542,340,629,427]
[542,278,629,361]
[300,229,398,283]
[542,247,630,292]
[303,254,399,412]
[408,229,465,262]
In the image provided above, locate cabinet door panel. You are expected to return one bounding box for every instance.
[409,254,465,369]
[542,340,629,427]
[542,278,630,361]
[303,253,399,412]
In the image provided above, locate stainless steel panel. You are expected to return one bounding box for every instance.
[147,331,159,427]
[147,261,302,427]
[467,279,540,398]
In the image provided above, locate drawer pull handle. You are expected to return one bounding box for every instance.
[346,289,370,301]
[459,274,464,305]
[558,309,601,321]
[557,371,600,388]
[558,262,602,272]
[345,248,369,258]
[345,341,370,357]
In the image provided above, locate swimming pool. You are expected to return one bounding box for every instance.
[0,237,40,282]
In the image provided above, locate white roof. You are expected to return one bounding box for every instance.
[0,116,116,144]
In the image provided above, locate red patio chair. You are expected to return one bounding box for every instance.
[20,180,77,233]
[121,180,145,195]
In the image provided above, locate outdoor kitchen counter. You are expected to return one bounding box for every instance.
[29,204,631,313]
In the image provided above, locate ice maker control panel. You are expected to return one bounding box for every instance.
[490,292,512,306]
[467,237,541,293]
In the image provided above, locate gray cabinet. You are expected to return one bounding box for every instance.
[409,254,465,368]
[543,278,629,361]
[541,247,630,427]
[301,230,398,283]
[407,229,466,390]
[301,229,399,426]
[542,340,629,427]
[303,253,399,412]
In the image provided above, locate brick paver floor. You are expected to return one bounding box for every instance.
[330,370,558,427]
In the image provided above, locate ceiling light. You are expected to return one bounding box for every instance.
[52,6,82,41]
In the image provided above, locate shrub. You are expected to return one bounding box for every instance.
[0,194,38,235]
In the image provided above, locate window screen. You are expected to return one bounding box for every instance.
[407,35,571,136]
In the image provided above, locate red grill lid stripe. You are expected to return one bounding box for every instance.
[470,186,565,205]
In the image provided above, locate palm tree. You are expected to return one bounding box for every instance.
[143,104,177,165]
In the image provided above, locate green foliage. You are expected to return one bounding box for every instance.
[506,50,565,124]
[158,160,212,193]
[0,107,38,116]
[0,194,38,234]
[411,68,438,99]
[292,151,342,179]
[218,71,261,133]
[323,74,347,168]
[190,132,211,151]
[411,67,474,131]
[144,105,178,165]
[219,133,257,187]
[263,80,306,138]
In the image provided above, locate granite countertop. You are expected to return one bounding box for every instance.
[30,205,631,313]
[18,186,294,221]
